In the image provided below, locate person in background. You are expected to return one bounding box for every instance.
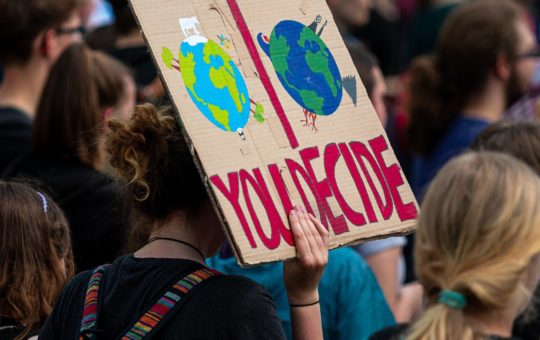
[327,0,373,34]
[40,104,329,339]
[209,244,395,339]
[471,121,540,340]
[347,40,388,126]
[407,0,462,62]
[407,0,538,200]
[87,0,166,104]
[0,181,74,340]
[0,0,80,174]
[3,44,135,272]
[346,39,422,322]
[371,151,540,339]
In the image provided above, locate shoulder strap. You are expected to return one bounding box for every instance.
[120,268,221,340]
[79,264,111,340]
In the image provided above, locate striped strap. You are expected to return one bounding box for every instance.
[79,264,111,340]
[121,268,220,340]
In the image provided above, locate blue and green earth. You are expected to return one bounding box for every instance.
[258,20,342,116]
[178,36,250,132]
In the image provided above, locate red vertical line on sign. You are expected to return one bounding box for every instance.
[226,0,299,149]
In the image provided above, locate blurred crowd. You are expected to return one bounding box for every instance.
[1,0,540,339]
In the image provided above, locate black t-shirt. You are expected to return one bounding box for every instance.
[40,255,286,339]
[0,327,38,340]
[0,318,39,340]
[4,156,128,272]
[0,107,31,175]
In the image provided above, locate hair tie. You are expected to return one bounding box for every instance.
[36,191,48,213]
[438,289,467,309]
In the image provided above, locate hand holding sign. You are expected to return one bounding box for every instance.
[284,205,329,306]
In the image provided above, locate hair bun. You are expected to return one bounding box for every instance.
[106,103,176,201]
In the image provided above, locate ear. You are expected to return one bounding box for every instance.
[495,53,511,81]
[40,30,55,60]
[103,107,114,126]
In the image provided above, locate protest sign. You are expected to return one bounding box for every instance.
[129,0,419,265]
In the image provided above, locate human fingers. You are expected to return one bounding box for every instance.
[296,207,325,269]
[309,213,329,249]
[306,213,328,266]
[289,206,312,260]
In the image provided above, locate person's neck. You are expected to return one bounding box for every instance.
[134,213,209,265]
[462,84,506,123]
[468,307,516,338]
[0,61,49,118]
[115,30,145,49]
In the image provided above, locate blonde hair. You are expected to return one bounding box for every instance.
[409,152,540,340]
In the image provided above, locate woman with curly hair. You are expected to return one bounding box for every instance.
[40,104,329,339]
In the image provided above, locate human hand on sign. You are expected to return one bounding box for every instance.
[283,205,329,306]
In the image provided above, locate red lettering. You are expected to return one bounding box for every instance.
[210,173,258,248]
[325,143,367,227]
[349,141,393,220]
[285,158,318,217]
[369,136,418,221]
[340,143,378,223]
[267,164,294,245]
[239,169,282,250]
[299,147,349,235]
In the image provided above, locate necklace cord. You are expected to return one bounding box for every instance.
[147,236,206,262]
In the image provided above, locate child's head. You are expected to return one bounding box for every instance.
[471,121,540,175]
[410,152,540,339]
[32,43,135,168]
[0,181,73,336]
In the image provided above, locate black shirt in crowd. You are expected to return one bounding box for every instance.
[4,156,128,272]
[40,255,286,339]
[0,318,39,340]
[0,107,31,175]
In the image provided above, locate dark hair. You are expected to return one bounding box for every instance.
[0,0,77,65]
[346,40,378,100]
[471,121,540,175]
[0,181,73,339]
[32,43,131,166]
[105,104,208,246]
[110,0,138,35]
[407,0,521,155]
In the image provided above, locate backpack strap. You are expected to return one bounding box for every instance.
[79,264,111,340]
[120,268,221,340]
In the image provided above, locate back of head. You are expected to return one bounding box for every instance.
[407,0,521,155]
[346,40,377,99]
[410,152,540,339]
[0,0,77,65]
[109,0,138,36]
[0,181,73,336]
[32,43,131,166]
[105,104,208,248]
[471,121,540,175]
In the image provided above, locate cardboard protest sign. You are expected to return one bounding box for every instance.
[129,0,419,265]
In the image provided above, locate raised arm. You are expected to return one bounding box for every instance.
[283,205,329,340]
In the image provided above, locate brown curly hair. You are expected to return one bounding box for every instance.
[105,104,207,248]
[0,181,73,339]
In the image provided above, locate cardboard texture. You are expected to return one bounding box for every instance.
[129,0,419,265]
